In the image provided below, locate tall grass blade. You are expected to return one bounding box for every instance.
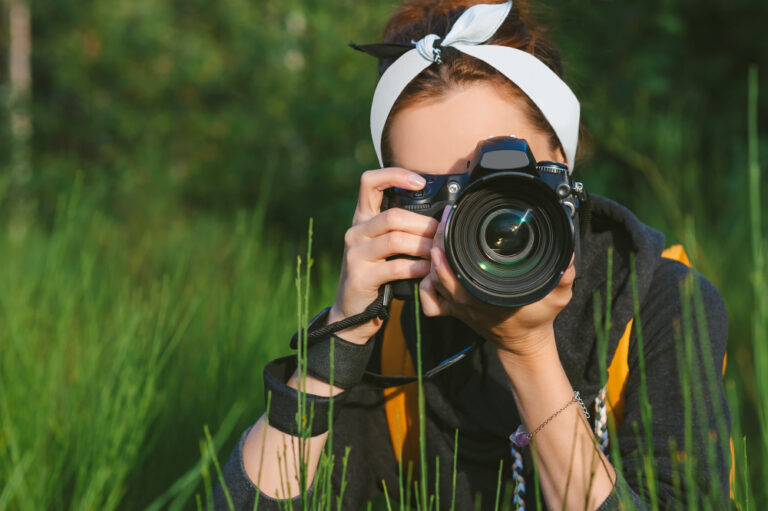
[494,459,504,511]
[746,64,768,474]
[382,480,394,511]
[629,255,658,508]
[450,429,459,511]
[413,285,428,511]
[336,447,351,511]
[199,440,213,511]
[434,455,440,511]
[204,425,235,511]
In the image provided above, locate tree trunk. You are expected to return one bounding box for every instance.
[7,0,32,225]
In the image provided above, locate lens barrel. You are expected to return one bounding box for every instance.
[444,172,574,307]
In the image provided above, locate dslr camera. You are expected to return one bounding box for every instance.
[381,136,586,308]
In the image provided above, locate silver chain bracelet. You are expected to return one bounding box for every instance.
[510,391,590,448]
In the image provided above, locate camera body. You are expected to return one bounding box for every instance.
[381,136,584,307]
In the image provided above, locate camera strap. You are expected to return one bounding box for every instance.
[363,342,480,387]
[290,284,392,350]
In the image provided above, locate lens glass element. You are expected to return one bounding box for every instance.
[480,208,535,263]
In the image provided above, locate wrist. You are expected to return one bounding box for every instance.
[287,369,345,397]
[494,323,556,362]
[496,340,575,426]
[263,356,347,437]
[327,305,382,345]
[496,330,562,384]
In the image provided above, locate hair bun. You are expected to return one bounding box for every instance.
[383,1,517,43]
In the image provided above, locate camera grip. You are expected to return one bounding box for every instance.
[381,174,465,301]
[385,253,423,300]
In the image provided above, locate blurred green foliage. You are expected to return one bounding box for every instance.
[1,0,762,248]
[4,0,396,243]
[0,0,766,508]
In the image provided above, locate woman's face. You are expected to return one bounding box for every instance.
[387,81,564,175]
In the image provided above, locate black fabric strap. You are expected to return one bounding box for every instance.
[362,342,480,388]
[306,334,376,389]
[263,356,347,437]
[349,42,415,60]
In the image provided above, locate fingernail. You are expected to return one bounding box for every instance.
[409,174,426,188]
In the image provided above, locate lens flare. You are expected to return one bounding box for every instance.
[480,208,535,263]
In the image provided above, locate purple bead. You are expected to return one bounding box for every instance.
[510,424,530,447]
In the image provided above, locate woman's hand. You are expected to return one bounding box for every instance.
[327,168,439,345]
[419,206,575,358]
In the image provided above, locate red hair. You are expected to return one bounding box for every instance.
[379,0,573,166]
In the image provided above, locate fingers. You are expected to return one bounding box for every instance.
[430,246,472,303]
[546,256,576,309]
[353,168,426,224]
[558,255,576,288]
[432,205,452,251]
[380,258,431,282]
[345,258,430,302]
[417,205,472,317]
[362,231,433,261]
[418,246,475,318]
[360,207,439,240]
[342,232,432,295]
[342,256,430,305]
[343,210,438,262]
[419,274,451,317]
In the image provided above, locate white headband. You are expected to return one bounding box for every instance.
[369,1,580,171]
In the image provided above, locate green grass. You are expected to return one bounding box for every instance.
[0,182,336,509]
[0,69,765,509]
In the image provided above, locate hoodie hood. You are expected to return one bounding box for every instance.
[399,193,667,464]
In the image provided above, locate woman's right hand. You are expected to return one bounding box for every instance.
[327,168,438,345]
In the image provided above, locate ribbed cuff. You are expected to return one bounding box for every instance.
[597,471,645,511]
[306,334,375,388]
[263,355,348,437]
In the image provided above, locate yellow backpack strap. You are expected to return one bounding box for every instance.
[605,319,633,424]
[381,299,420,468]
[605,245,693,427]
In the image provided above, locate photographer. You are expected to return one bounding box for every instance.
[214,1,729,509]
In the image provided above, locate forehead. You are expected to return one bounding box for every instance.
[387,82,555,174]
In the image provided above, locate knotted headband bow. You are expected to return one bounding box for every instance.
[353,1,580,171]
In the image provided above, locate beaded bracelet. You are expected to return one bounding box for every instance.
[510,391,590,447]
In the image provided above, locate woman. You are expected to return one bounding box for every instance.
[215,1,729,509]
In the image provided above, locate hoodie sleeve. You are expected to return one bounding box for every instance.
[213,383,397,510]
[613,258,730,509]
[213,426,311,510]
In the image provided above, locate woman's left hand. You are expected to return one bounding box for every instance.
[418,206,576,359]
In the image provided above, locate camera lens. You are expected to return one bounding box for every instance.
[444,174,574,307]
[480,208,535,263]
